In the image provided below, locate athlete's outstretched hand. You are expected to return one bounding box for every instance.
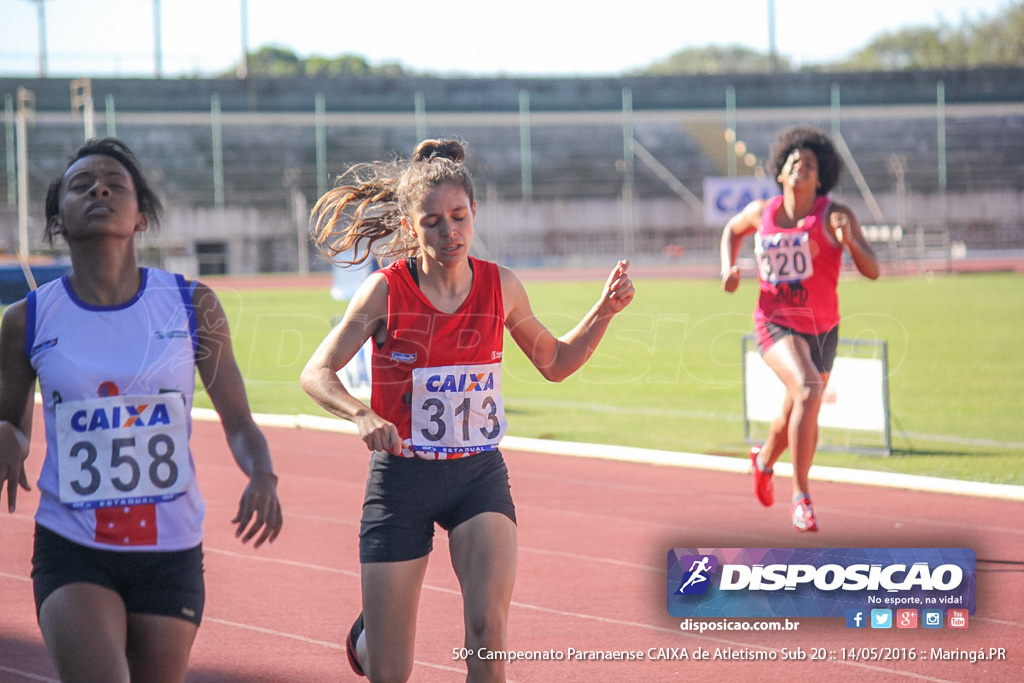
[0,422,31,513]
[233,471,282,548]
[599,260,635,314]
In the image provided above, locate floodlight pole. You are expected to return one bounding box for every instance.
[238,0,249,79]
[17,105,30,258]
[518,89,532,200]
[211,95,224,208]
[315,93,327,200]
[621,88,635,260]
[936,80,947,193]
[725,86,737,177]
[4,94,15,207]
[414,92,427,141]
[105,94,117,137]
[27,0,50,77]
[153,0,163,78]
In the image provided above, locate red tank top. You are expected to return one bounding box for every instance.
[371,257,507,459]
[754,195,843,334]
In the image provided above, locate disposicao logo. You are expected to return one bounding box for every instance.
[667,548,976,619]
[674,555,718,596]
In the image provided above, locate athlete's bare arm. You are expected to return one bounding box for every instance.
[501,260,633,382]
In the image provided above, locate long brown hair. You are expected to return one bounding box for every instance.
[310,139,475,265]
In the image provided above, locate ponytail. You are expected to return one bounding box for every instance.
[310,139,474,265]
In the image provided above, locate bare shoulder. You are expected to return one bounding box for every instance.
[188,281,226,320]
[826,200,853,215]
[497,264,530,318]
[746,198,771,219]
[189,280,217,300]
[497,264,527,297]
[1,298,28,331]
[496,264,521,287]
[0,299,28,358]
[352,271,389,312]
[824,201,862,232]
[331,271,390,341]
[729,198,768,234]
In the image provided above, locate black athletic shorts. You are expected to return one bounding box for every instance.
[757,320,840,375]
[359,449,517,564]
[31,524,205,626]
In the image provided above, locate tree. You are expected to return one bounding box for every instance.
[640,45,789,75]
[305,54,371,77]
[246,46,303,77]
[224,46,406,78]
[965,2,1024,65]
[837,2,1024,70]
[638,1,1022,74]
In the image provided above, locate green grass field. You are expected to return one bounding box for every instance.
[198,270,1024,486]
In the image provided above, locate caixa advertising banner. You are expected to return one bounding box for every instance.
[667,548,975,618]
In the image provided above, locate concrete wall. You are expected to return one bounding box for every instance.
[3,68,1022,113]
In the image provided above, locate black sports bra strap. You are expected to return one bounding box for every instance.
[405,256,473,288]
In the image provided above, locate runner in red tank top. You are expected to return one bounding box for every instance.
[370,256,507,460]
[720,126,879,532]
[301,139,633,682]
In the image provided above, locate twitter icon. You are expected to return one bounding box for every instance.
[870,609,892,629]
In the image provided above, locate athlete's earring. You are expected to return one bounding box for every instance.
[400,216,416,239]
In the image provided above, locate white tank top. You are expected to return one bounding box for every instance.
[28,268,205,551]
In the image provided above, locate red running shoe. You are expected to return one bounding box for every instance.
[791,495,819,532]
[749,446,774,507]
[346,612,366,677]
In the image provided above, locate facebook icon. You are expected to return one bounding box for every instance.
[845,609,867,629]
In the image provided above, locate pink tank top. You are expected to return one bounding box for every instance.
[754,195,843,335]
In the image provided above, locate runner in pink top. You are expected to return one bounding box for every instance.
[720,126,880,532]
[753,193,843,344]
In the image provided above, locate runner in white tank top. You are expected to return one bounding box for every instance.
[29,267,206,550]
[0,138,283,682]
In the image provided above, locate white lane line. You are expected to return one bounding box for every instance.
[192,409,1024,502]
[0,666,59,683]
[200,617,496,678]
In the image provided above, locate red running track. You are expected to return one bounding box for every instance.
[2,410,1023,682]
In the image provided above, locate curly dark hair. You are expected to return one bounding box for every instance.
[767,126,843,196]
[44,137,163,244]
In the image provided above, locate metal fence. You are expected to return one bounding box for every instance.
[3,82,1023,275]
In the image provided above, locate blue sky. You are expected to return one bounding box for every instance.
[0,0,1016,77]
